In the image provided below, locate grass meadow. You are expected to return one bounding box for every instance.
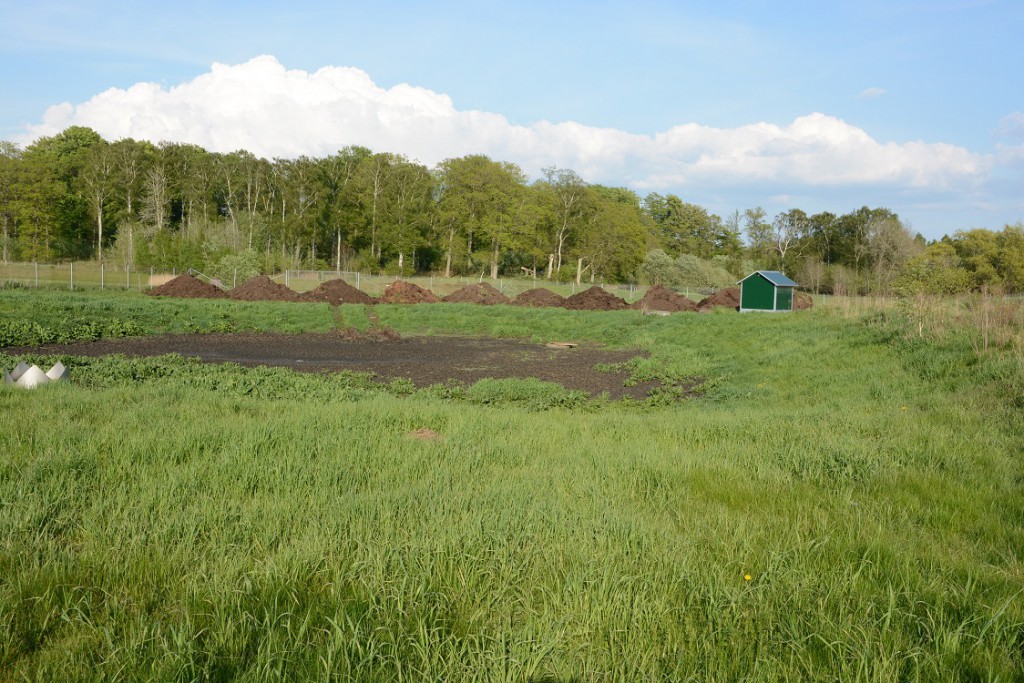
[1,288,1022,681]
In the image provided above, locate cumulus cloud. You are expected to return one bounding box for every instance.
[22,55,987,192]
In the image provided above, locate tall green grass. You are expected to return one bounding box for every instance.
[0,291,1022,680]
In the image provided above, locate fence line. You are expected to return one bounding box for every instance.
[0,261,719,302]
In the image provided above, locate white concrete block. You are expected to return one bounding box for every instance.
[15,365,50,389]
[45,362,68,382]
[10,361,29,381]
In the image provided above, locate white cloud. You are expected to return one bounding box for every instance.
[21,55,988,192]
[996,112,1024,141]
[858,87,887,99]
[994,112,1024,166]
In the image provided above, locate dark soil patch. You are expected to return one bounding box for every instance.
[630,285,698,313]
[10,333,674,399]
[379,281,440,304]
[300,278,377,305]
[698,287,741,311]
[443,282,510,305]
[146,274,227,299]
[229,275,302,302]
[511,288,565,308]
[563,286,628,311]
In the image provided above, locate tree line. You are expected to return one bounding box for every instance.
[1,126,1021,293]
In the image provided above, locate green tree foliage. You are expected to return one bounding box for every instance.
[573,186,646,283]
[3,126,1020,295]
[536,166,589,278]
[0,141,21,262]
[743,206,773,266]
[643,192,721,258]
[894,242,972,295]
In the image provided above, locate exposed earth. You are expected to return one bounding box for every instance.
[630,285,698,312]
[143,274,812,312]
[563,286,629,311]
[6,333,676,399]
[443,282,510,305]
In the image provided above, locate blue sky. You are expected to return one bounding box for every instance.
[1,0,1021,239]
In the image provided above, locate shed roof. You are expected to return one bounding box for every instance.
[737,270,799,287]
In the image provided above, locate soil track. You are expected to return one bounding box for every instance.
[9,333,671,399]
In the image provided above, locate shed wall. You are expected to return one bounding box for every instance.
[741,275,775,310]
[776,287,793,311]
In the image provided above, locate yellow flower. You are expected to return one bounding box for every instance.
[744,574,752,581]
[901,406,908,411]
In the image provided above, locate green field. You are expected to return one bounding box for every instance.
[1,289,1022,681]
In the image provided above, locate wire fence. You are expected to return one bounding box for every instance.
[0,261,177,291]
[0,262,718,303]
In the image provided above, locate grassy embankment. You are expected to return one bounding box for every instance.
[1,288,1022,680]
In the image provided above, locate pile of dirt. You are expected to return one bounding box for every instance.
[443,282,510,305]
[629,285,698,313]
[337,326,401,341]
[146,273,227,299]
[794,292,814,310]
[228,275,302,302]
[301,278,376,305]
[698,287,741,311]
[378,280,440,304]
[563,286,629,311]
[511,288,565,308]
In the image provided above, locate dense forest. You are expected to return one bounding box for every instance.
[1,126,1022,293]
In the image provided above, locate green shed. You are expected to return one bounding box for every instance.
[738,271,799,312]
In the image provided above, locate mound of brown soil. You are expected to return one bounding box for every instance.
[301,278,376,305]
[629,285,698,313]
[698,287,740,311]
[146,273,227,299]
[794,292,814,310]
[511,288,565,308]
[337,326,401,341]
[228,275,302,302]
[379,280,439,304]
[563,286,629,311]
[443,282,510,305]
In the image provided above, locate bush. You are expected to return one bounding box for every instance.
[211,249,262,285]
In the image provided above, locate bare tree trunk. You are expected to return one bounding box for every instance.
[97,205,103,262]
[555,222,569,273]
[491,242,500,280]
[545,253,555,279]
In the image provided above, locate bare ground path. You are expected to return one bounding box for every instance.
[4,332,664,399]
